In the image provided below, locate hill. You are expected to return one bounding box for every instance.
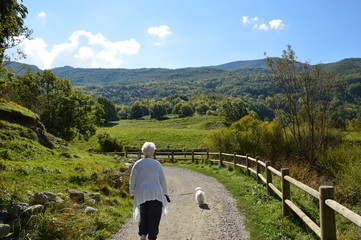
[0,99,133,239]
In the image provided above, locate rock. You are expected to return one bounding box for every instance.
[8,203,29,219]
[68,190,84,203]
[0,224,11,238]
[33,192,49,205]
[89,199,96,205]
[26,190,34,196]
[43,192,57,201]
[90,193,101,202]
[124,162,132,169]
[84,207,97,214]
[21,205,44,218]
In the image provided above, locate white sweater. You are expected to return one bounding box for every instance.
[129,158,168,219]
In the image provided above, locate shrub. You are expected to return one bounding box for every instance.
[97,133,123,152]
[317,144,361,204]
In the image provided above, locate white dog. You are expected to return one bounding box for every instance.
[195,187,205,206]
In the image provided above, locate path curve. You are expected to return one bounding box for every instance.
[109,167,250,240]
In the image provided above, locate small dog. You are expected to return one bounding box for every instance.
[195,187,205,206]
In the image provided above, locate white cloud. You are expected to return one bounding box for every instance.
[269,19,285,30]
[242,16,249,24]
[258,24,269,31]
[148,25,172,38]
[38,11,46,17]
[17,30,141,69]
[242,16,285,31]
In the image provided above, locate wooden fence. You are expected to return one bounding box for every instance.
[119,148,361,240]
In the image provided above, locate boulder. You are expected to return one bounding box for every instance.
[0,224,11,238]
[90,193,101,202]
[84,207,97,214]
[43,192,57,201]
[33,192,49,205]
[68,190,84,203]
[21,205,44,219]
[8,203,29,219]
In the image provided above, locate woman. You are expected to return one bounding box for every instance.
[130,142,169,240]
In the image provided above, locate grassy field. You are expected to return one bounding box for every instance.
[72,115,226,150]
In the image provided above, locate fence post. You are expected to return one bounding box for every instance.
[206,149,209,162]
[219,152,223,167]
[125,149,128,158]
[246,154,250,176]
[192,150,195,163]
[265,161,272,195]
[138,150,141,159]
[256,156,261,184]
[153,151,156,160]
[281,168,290,217]
[233,152,237,169]
[319,186,336,240]
[171,150,174,163]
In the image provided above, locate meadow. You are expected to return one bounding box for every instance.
[72,115,226,151]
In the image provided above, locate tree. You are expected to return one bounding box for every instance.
[97,96,119,122]
[265,45,338,162]
[219,98,248,123]
[150,103,167,119]
[179,104,194,118]
[0,0,32,64]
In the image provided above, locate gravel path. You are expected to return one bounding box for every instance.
[109,167,250,240]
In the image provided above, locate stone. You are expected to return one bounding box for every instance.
[89,199,96,205]
[0,224,11,238]
[43,192,57,201]
[21,205,44,218]
[90,193,101,202]
[8,203,29,219]
[33,192,49,205]
[68,190,85,203]
[84,207,97,214]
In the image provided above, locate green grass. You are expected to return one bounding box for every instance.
[165,161,361,240]
[344,131,361,141]
[0,121,133,239]
[72,115,226,150]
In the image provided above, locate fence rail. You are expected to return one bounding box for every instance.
[118,148,360,240]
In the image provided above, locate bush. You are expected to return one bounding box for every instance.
[97,133,123,152]
[317,144,361,204]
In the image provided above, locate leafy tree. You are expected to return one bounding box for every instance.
[179,104,194,118]
[265,45,339,162]
[195,103,209,115]
[0,0,32,64]
[219,98,248,123]
[97,96,119,122]
[129,101,145,119]
[150,103,167,119]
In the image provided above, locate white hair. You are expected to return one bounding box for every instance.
[141,142,156,156]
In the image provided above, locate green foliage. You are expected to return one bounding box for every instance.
[317,144,361,204]
[96,132,123,152]
[150,103,167,119]
[204,115,285,160]
[97,96,119,122]
[347,113,361,131]
[219,98,248,123]
[179,103,194,118]
[0,0,32,63]
[1,70,102,141]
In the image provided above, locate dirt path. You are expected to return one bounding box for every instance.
[109,167,250,240]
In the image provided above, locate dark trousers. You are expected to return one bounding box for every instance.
[139,200,163,240]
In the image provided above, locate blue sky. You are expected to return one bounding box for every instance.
[10,0,361,69]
